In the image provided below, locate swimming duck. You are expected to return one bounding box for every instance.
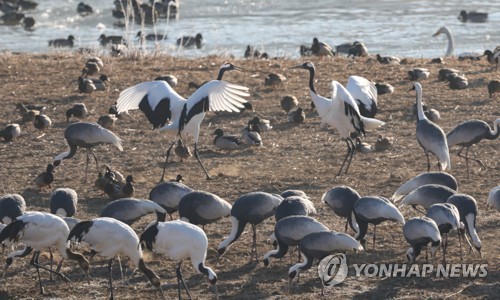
[458,10,488,23]
[176,33,203,49]
[48,35,75,48]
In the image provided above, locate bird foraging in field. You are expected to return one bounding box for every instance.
[33,114,52,137]
[66,103,88,122]
[403,216,441,263]
[280,95,299,114]
[0,194,26,224]
[174,139,192,162]
[391,171,458,202]
[0,124,21,142]
[34,164,55,191]
[116,62,249,181]
[411,82,450,172]
[291,62,385,176]
[487,80,500,98]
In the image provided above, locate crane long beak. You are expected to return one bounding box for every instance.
[289,64,304,70]
[233,65,247,72]
[432,32,440,37]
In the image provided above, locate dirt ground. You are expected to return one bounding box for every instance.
[0,51,498,299]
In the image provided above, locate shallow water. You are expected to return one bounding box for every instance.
[0,0,499,58]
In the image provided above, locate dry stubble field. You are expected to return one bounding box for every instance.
[0,51,498,299]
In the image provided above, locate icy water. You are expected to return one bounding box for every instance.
[0,0,499,58]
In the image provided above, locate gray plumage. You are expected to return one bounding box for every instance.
[446,194,481,256]
[66,103,88,122]
[446,119,500,178]
[352,196,405,250]
[149,181,194,219]
[425,203,461,262]
[403,216,441,263]
[217,192,282,258]
[263,216,329,266]
[212,128,246,152]
[0,124,21,142]
[241,126,262,147]
[0,194,26,224]
[487,186,500,211]
[412,83,451,172]
[391,172,458,202]
[178,191,232,226]
[275,196,316,222]
[50,188,78,217]
[100,198,167,225]
[322,186,361,232]
[399,184,456,212]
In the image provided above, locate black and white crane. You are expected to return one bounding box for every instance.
[291,62,385,175]
[411,82,451,172]
[263,216,329,266]
[116,62,249,181]
[425,203,462,262]
[391,171,458,202]
[446,119,499,178]
[140,220,217,299]
[50,188,78,217]
[399,184,457,213]
[322,185,361,232]
[288,231,362,294]
[352,196,405,250]
[149,180,193,220]
[217,192,282,260]
[0,212,89,295]
[446,194,482,257]
[0,194,26,224]
[52,122,123,182]
[403,216,441,263]
[178,190,232,228]
[68,217,164,299]
[100,198,167,226]
[346,75,378,118]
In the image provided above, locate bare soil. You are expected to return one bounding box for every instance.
[0,52,498,299]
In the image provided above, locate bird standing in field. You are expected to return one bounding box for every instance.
[140,220,217,299]
[391,171,458,202]
[425,203,462,262]
[411,82,450,172]
[322,185,361,232]
[291,62,385,176]
[446,119,499,178]
[116,62,249,181]
[100,198,167,225]
[34,164,55,191]
[68,218,164,299]
[33,114,51,138]
[66,103,88,122]
[346,75,378,118]
[310,37,335,57]
[403,216,441,263]
[174,139,192,162]
[399,184,456,213]
[287,107,305,124]
[52,122,123,182]
[0,212,89,295]
[149,180,193,220]
[0,124,21,142]
[178,191,232,228]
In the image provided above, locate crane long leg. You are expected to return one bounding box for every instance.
[337,138,353,176]
[84,148,91,183]
[251,224,258,261]
[194,142,212,180]
[344,138,356,175]
[90,148,100,171]
[372,225,377,251]
[160,140,177,182]
[425,151,431,172]
[457,146,485,179]
[32,251,45,294]
[108,259,114,300]
[176,262,192,300]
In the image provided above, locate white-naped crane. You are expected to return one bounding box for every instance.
[217,192,282,261]
[68,217,164,300]
[411,83,451,172]
[116,62,250,181]
[425,203,463,262]
[288,231,363,295]
[346,75,378,118]
[149,180,193,220]
[178,190,232,229]
[0,194,26,224]
[446,119,500,178]
[275,195,316,222]
[263,216,329,267]
[140,220,217,300]
[399,184,456,213]
[487,186,500,211]
[322,185,361,232]
[50,188,78,217]
[352,196,405,250]
[446,194,482,258]
[391,171,458,202]
[52,122,123,182]
[291,62,385,176]
[403,216,441,263]
[100,198,167,226]
[0,212,89,295]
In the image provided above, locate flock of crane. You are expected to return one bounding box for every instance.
[0,57,499,299]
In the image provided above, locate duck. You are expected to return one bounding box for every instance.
[110,44,127,57]
[244,45,261,58]
[248,116,272,132]
[355,138,373,153]
[155,74,178,87]
[299,45,313,56]
[77,2,93,16]
[121,175,135,198]
[265,73,286,86]
[280,95,298,114]
[458,10,488,23]
[98,34,125,47]
[22,16,35,31]
[487,80,500,98]
[97,114,118,130]
[287,107,306,124]
[212,129,246,153]
[137,31,167,41]
[374,135,394,151]
[176,33,203,49]
[34,164,55,191]
[66,103,88,122]
[241,125,262,147]
[15,103,40,123]
[447,73,468,90]
[48,35,75,48]
[376,54,400,64]
[0,11,24,25]
[77,76,96,93]
[0,124,21,142]
[174,139,192,162]
[438,68,460,81]
[310,37,335,57]
[408,68,430,81]
[347,41,369,58]
[81,61,100,77]
[33,114,52,136]
[88,74,110,91]
[374,82,394,95]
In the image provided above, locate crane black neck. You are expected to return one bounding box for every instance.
[307,67,316,94]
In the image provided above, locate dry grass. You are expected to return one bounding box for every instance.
[0,52,498,299]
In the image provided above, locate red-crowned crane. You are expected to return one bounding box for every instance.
[116,62,249,181]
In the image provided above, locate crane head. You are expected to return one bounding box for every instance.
[290,61,314,71]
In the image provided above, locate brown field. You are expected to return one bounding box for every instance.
[0,51,498,299]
